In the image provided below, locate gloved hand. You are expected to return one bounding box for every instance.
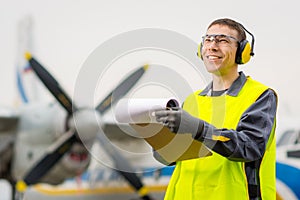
[154,108,204,138]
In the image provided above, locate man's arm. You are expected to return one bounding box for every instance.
[199,89,277,161]
[154,89,277,162]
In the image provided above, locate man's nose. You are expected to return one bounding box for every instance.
[206,40,218,50]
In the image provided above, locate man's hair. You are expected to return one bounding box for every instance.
[207,18,246,41]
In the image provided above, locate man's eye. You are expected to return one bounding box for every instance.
[218,38,229,43]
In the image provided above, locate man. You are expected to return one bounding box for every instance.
[154,18,277,200]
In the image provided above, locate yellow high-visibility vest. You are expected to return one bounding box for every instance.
[164,77,276,200]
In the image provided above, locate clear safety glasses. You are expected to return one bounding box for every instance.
[202,34,239,46]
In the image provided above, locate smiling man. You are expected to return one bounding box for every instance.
[154,18,278,200]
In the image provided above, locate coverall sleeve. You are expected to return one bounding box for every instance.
[195,89,277,162]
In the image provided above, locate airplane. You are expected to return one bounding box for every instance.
[276,127,300,200]
[0,16,182,200]
[0,51,167,200]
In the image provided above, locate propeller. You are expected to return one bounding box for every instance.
[17,52,152,200]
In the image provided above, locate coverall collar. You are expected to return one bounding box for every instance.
[199,71,247,97]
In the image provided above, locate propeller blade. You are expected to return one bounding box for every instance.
[24,52,75,115]
[97,133,152,200]
[23,130,77,185]
[96,65,148,114]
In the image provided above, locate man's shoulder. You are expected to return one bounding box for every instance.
[245,76,278,100]
[183,90,203,103]
[246,76,269,90]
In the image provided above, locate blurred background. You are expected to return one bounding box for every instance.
[1,0,299,135]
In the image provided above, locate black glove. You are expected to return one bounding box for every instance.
[154,108,204,138]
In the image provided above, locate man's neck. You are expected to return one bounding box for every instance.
[212,71,239,91]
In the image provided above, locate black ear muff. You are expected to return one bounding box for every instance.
[197,42,203,60]
[236,39,252,64]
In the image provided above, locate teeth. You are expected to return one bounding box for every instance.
[208,56,219,59]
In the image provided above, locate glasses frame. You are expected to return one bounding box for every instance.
[202,34,239,46]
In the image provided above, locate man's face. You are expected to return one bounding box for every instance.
[201,24,239,75]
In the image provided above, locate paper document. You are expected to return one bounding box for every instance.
[115,98,181,123]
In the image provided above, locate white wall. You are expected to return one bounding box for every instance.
[1,0,299,131]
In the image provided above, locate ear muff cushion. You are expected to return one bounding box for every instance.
[236,40,251,64]
[240,42,251,64]
[198,43,203,60]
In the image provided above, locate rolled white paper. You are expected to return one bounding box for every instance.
[115,98,181,123]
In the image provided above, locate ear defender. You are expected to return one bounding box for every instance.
[235,39,252,64]
[197,42,203,60]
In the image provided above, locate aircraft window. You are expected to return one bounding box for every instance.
[277,130,297,146]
